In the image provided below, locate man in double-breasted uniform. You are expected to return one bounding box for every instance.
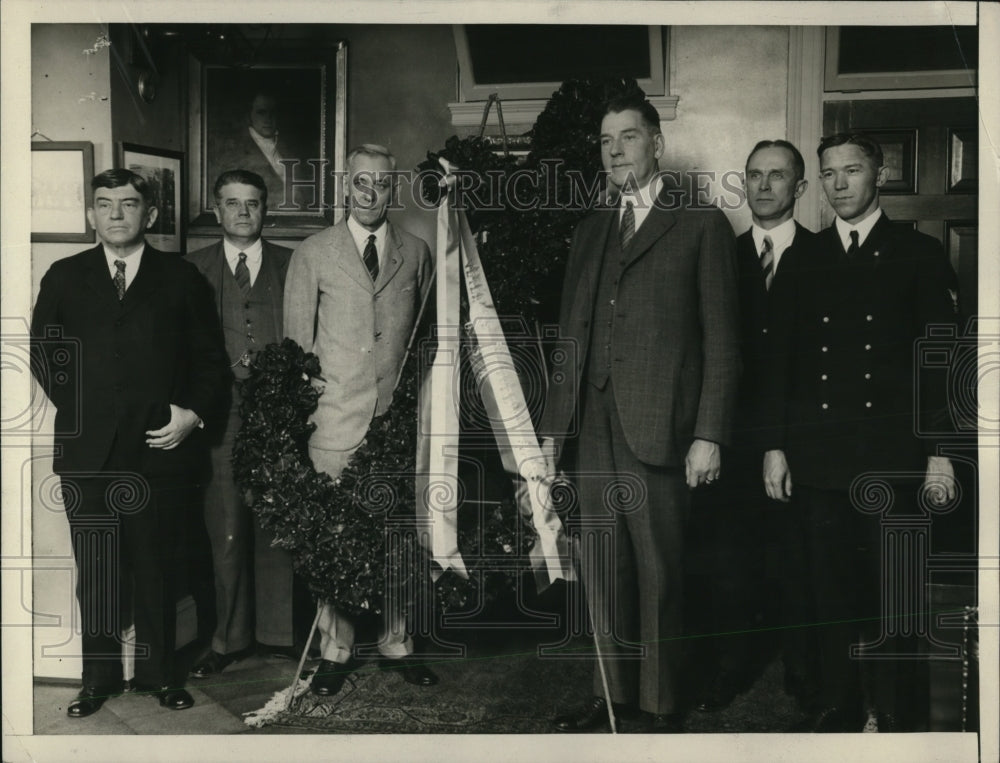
[763,132,958,732]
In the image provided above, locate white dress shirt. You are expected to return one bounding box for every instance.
[751,217,797,272]
[835,207,883,251]
[347,215,387,271]
[618,175,664,233]
[223,237,264,287]
[104,243,145,291]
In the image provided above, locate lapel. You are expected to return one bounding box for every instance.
[375,222,405,293]
[81,246,120,306]
[258,240,284,329]
[621,188,678,268]
[861,212,893,262]
[119,244,164,318]
[572,209,616,320]
[333,221,374,292]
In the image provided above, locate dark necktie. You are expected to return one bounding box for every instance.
[113,259,127,301]
[760,235,774,291]
[620,201,635,251]
[363,234,379,282]
[234,252,251,297]
[847,229,861,259]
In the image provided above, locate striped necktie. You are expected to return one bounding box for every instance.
[363,234,379,282]
[760,235,774,291]
[113,259,127,301]
[620,201,635,251]
[234,252,251,297]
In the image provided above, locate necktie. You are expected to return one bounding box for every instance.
[113,259,127,301]
[620,200,635,251]
[760,235,774,291]
[847,230,861,259]
[234,252,251,297]
[363,234,379,282]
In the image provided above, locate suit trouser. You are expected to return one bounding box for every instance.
[792,485,926,717]
[204,398,294,654]
[63,443,182,689]
[309,445,412,663]
[577,379,689,715]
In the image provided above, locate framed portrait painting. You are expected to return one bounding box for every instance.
[30,141,95,243]
[117,142,185,253]
[191,40,347,234]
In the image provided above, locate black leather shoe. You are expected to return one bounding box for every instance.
[67,685,120,719]
[790,705,860,732]
[257,643,301,661]
[131,683,195,710]
[694,670,743,712]
[157,688,195,710]
[189,650,244,678]
[379,657,438,687]
[310,659,350,697]
[552,696,639,732]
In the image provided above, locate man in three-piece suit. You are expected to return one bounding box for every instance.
[763,133,958,732]
[30,169,229,718]
[283,143,437,698]
[689,140,819,713]
[185,170,296,678]
[542,93,741,732]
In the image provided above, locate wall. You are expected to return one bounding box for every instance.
[30,23,114,680]
[667,26,790,234]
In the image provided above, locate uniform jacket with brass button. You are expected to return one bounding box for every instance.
[762,213,957,491]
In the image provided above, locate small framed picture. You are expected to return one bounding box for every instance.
[117,142,185,253]
[31,141,95,243]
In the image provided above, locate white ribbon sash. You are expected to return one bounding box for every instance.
[418,160,571,586]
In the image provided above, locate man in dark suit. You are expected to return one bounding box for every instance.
[185,170,296,677]
[689,140,819,713]
[542,92,741,732]
[30,169,228,718]
[763,133,957,732]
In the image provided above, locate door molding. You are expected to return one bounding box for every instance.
[787,27,826,233]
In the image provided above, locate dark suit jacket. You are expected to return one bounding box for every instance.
[541,195,741,467]
[734,222,816,449]
[762,213,957,490]
[30,244,229,476]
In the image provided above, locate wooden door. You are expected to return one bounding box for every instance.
[823,97,978,320]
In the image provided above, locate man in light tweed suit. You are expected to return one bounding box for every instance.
[283,144,436,697]
[542,92,741,732]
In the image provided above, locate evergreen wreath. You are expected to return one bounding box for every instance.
[234,78,645,616]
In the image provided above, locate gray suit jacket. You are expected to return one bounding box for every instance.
[283,219,433,451]
[541,197,741,467]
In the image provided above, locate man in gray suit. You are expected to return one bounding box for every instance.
[542,92,741,732]
[283,144,436,697]
[185,170,296,677]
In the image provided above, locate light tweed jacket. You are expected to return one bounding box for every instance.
[283,219,433,451]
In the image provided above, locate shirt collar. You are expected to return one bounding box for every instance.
[103,242,145,269]
[835,207,882,250]
[751,217,797,256]
[347,215,388,257]
[223,237,263,264]
[618,174,663,213]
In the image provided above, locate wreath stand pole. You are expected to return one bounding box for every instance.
[284,602,324,712]
[586,587,618,733]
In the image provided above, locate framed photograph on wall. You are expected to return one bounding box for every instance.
[31,141,95,243]
[117,142,185,253]
[189,40,347,236]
